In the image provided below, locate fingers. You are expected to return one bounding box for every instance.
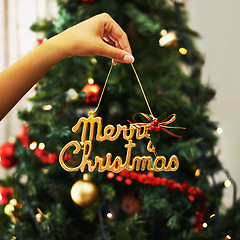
[100,13,133,55]
[97,41,134,64]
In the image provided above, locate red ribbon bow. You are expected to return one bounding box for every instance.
[128,112,185,138]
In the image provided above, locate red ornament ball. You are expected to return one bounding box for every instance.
[0,186,14,205]
[81,83,101,105]
[0,142,18,168]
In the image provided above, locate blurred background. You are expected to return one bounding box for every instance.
[0,0,239,208]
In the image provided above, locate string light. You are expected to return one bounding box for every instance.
[88,78,94,84]
[38,142,45,150]
[107,172,115,179]
[66,88,78,101]
[4,204,14,215]
[107,212,113,219]
[224,179,231,188]
[160,29,167,36]
[225,235,231,239]
[91,58,97,64]
[179,47,188,55]
[210,213,215,219]
[216,127,223,134]
[202,222,208,228]
[29,141,37,150]
[9,199,17,207]
[159,31,177,47]
[42,104,53,111]
[125,179,132,185]
[195,169,201,177]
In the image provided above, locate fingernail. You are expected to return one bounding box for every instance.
[112,59,118,65]
[123,55,135,63]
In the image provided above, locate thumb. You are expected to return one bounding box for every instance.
[98,42,134,64]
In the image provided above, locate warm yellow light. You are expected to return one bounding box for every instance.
[179,47,188,55]
[38,142,45,150]
[29,141,38,150]
[210,213,216,219]
[217,127,223,134]
[83,173,90,181]
[225,235,231,239]
[107,212,113,219]
[88,78,94,84]
[202,222,208,228]
[195,169,201,177]
[91,58,97,64]
[160,29,167,36]
[42,104,52,111]
[159,32,177,46]
[4,204,14,215]
[35,213,42,223]
[9,199,17,206]
[224,180,231,188]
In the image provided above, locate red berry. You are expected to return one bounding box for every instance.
[152,119,159,126]
[156,125,162,132]
[149,125,156,131]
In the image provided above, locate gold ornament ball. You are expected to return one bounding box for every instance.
[70,180,98,207]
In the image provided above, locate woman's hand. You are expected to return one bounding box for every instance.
[49,13,134,64]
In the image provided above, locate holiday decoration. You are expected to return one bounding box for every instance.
[0,186,14,205]
[70,174,99,206]
[81,83,101,104]
[1,1,239,239]
[159,30,178,47]
[60,64,183,173]
[0,142,18,168]
[60,111,180,173]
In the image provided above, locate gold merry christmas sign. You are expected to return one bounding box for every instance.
[59,111,179,173]
[59,63,183,173]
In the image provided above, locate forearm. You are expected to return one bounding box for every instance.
[0,39,64,120]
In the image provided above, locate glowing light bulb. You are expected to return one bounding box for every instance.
[225,235,231,239]
[160,29,167,36]
[29,141,37,150]
[202,222,208,228]
[4,204,14,215]
[217,127,223,134]
[9,199,17,206]
[91,58,97,64]
[42,104,52,111]
[210,213,215,219]
[159,32,177,47]
[195,169,201,177]
[0,193,2,201]
[107,172,115,179]
[38,142,45,150]
[83,173,90,181]
[179,47,188,55]
[107,212,113,219]
[224,180,231,188]
[88,78,94,84]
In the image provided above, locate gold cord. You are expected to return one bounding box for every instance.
[93,63,154,118]
[93,63,113,114]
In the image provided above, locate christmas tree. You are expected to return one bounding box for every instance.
[0,0,239,239]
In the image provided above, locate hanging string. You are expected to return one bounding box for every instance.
[130,63,154,118]
[93,63,154,119]
[93,63,114,115]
